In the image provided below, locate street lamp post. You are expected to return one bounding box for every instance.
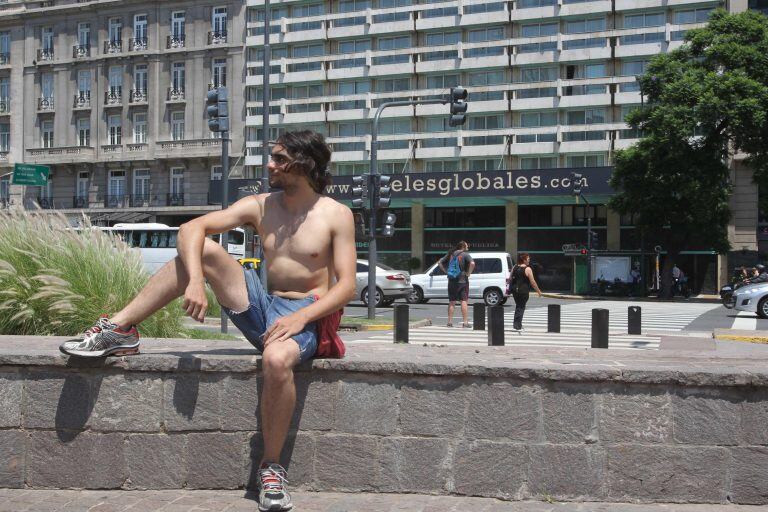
[259,0,271,290]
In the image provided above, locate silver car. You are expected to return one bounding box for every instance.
[355,259,412,307]
[733,281,768,319]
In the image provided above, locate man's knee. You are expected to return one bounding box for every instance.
[262,344,298,377]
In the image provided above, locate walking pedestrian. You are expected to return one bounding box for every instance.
[507,253,542,332]
[59,130,356,512]
[438,241,474,327]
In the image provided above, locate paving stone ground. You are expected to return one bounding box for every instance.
[0,490,767,512]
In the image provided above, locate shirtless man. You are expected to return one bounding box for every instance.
[59,130,357,512]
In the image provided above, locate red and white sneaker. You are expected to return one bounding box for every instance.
[59,316,140,358]
[258,462,292,511]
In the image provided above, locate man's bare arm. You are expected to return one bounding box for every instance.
[176,195,263,321]
[263,204,357,346]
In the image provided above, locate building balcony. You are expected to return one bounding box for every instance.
[72,44,90,58]
[73,92,91,109]
[26,146,95,164]
[37,97,54,112]
[167,35,185,49]
[104,194,130,208]
[156,138,220,159]
[166,193,185,207]
[208,31,228,44]
[167,88,185,102]
[128,38,148,52]
[103,40,122,55]
[36,49,54,62]
[0,53,9,66]
[104,89,122,106]
[0,98,9,115]
[35,196,58,210]
[127,143,148,154]
[129,89,148,104]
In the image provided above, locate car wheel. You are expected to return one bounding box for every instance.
[362,287,385,308]
[382,298,395,307]
[483,288,503,307]
[758,297,768,319]
[406,286,424,304]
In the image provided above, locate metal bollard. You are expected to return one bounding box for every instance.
[547,304,561,333]
[473,303,486,331]
[488,305,505,346]
[394,304,409,343]
[628,306,641,335]
[591,308,609,349]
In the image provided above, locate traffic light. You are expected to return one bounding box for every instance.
[206,87,229,132]
[589,230,599,248]
[449,86,468,127]
[571,172,582,196]
[372,174,392,208]
[378,210,397,237]
[352,174,368,209]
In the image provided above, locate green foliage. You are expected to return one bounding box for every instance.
[0,210,217,337]
[611,9,768,256]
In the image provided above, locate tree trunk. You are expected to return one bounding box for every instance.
[659,252,680,298]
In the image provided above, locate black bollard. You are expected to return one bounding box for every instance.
[473,303,486,331]
[488,305,505,346]
[394,304,409,343]
[591,308,609,349]
[628,306,641,335]
[547,304,561,333]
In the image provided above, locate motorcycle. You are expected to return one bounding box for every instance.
[721,278,749,309]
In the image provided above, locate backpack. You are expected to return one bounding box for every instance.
[508,265,528,294]
[446,253,463,279]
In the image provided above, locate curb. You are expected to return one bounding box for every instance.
[546,293,721,303]
[340,318,432,331]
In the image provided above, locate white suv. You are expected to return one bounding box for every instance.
[407,251,514,306]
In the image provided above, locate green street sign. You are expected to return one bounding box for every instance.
[12,163,50,186]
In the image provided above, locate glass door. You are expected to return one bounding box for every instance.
[133,169,150,205]
[108,170,126,207]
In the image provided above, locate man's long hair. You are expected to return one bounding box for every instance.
[446,241,468,260]
[275,130,333,194]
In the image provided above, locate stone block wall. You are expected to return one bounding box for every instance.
[1,365,767,504]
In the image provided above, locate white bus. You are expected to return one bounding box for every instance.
[102,223,246,274]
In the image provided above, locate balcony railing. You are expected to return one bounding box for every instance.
[208,83,225,91]
[103,40,122,54]
[36,49,54,62]
[104,195,130,208]
[167,87,185,101]
[128,38,148,51]
[166,193,185,206]
[37,97,54,111]
[0,53,8,65]
[130,194,151,207]
[73,92,91,108]
[0,98,9,114]
[36,196,56,210]
[167,35,185,49]
[72,196,88,209]
[208,31,227,44]
[129,89,147,103]
[104,88,122,106]
[72,44,90,58]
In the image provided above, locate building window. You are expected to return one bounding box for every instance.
[674,8,713,24]
[468,70,505,101]
[133,64,148,93]
[0,123,9,152]
[376,77,410,93]
[134,14,148,43]
[108,65,123,97]
[424,160,459,172]
[172,62,185,92]
[211,165,223,180]
[468,159,498,172]
[520,156,557,169]
[565,17,605,34]
[108,170,126,200]
[520,66,558,83]
[212,6,228,34]
[521,22,558,38]
[76,171,89,201]
[171,111,185,141]
[624,12,665,28]
[77,118,90,147]
[77,70,90,99]
[133,169,150,200]
[133,112,147,144]
[566,108,606,125]
[41,72,54,101]
[41,26,54,52]
[108,115,121,145]
[566,154,605,167]
[172,11,186,38]
[41,120,54,148]
[212,58,227,87]
[170,167,184,196]
[78,23,91,47]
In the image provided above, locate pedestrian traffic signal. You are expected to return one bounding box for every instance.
[571,172,582,196]
[373,174,392,208]
[449,86,468,127]
[351,174,368,209]
[378,210,397,237]
[206,87,229,133]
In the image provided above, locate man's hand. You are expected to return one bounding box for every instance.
[183,281,208,323]
[263,310,309,348]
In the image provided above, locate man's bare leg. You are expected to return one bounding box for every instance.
[111,238,249,328]
[447,301,455,326]
[260,340,301,464]
[461,299,469,325]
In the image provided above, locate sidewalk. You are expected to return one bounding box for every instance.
[1,490,766,512]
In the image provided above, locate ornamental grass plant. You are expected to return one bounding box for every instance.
[0,210,220,338]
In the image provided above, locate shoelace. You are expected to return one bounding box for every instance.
[82,318,113,341]
[260,466,288,492]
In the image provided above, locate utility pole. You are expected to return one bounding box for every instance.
[259,0,272,290]
[571,172,592,290]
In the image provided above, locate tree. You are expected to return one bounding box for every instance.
[609,9,768,297]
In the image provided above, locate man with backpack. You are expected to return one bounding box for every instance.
[439,241,475,327]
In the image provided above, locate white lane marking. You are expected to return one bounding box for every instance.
[732,310,758,331]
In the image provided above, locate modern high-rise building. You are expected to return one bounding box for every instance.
[244,0,763,292]
[0,0,246,226]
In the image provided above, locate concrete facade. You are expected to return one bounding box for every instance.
[0,0,246,224]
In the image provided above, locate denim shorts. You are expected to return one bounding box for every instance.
[222,268,318,363]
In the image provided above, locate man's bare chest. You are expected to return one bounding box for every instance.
[259,215,331,259]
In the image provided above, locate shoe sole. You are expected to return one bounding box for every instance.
[60,342,140,358]
[258,504,292,512]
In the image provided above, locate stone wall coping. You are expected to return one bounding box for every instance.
[2,336,768,387]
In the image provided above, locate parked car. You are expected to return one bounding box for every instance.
[407,251,514,306]
[355,259,412,307]
[733,281,768,319]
